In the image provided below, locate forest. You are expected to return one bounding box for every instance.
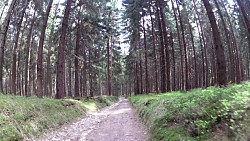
[0,0,250,140]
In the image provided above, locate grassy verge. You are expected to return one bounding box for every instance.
[0,95,118,141]
[130,82,250,141]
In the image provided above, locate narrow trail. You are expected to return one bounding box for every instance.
[35,99,149,141]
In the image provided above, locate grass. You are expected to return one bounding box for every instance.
[0,94,118,141]
[130,82,250,141]
[81,96,119,111]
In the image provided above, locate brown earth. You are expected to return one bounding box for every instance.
[34,99,149,141]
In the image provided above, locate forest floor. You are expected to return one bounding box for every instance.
[36,99,149,141]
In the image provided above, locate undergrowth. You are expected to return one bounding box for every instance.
[0,95,118,141]
[130,82,250,141]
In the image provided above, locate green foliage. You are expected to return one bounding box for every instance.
[0,94,118,141]
[130,82,250,141]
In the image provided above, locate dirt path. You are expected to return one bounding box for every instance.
[35,99,149,141]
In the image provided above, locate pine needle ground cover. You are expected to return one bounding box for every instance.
[0,95,118,140]
[130,82,250,141]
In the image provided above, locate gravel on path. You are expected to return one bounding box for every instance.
[34,99,149,141]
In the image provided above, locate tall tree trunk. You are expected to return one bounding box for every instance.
[46,2,60,97]
[17,36,23,96]
[171,0,183,90]
[159,0,171,92]
[202,0,227,86]
[156,0,166,93]
[188,21,198,88]
[97,45,102,96]
[192,0,208,88]
[82,41,87,97]
[221,0,242,83]
[176,1,189,91]
[134,62,140,94]
[80,68,83,97]
[46,39,53,97]
[11,3,27,94]
[56,0,72,99]
[214,0,236,83]
[211,43,217,85]
[134,36,140,94]
[25,12,35,96]
[142,16,149,93]
[139,52,143,94]
[235,0,250,80]
[88,44,94,97]
[149,7,159,93]
[236,0,250,39]
[106,37,111,96]
[67,31,72,98]
[0,0,17,93]
[37,0,53,98]
[75,14,80,98]
[170,32,176,91]
[17,24,27,96]
[29,37,37,96]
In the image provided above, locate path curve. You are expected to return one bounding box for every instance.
[35,99,149,141]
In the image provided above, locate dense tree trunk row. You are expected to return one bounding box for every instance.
[0,0,250,98]
[0,0,124,98]
[123,0,250,95]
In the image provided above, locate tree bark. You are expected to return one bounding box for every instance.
[171,0,183,90]
[149,7,159,93]
[46,3,59,97]
[192,0,208,87]
[236,0,250,40]
[11,2,27,94]
[176,0,189,91]
[56,0,72,99]
[75,13,80,98]
[214,0,236,83]
[156,0,166,93]
[221,0,242,83]
[159,0,171,92]
[202,0,227,86]
[82,40,87,97]
[170,31,176,91]
[25,12,36,96]
[106,37,111,96]
[235,0,250,80]
[139,51,143,94]
[142,16,149,93]
[134,36,140,94]
[188,21,198,88]
[0,0,17,93]
[37,0,53,98]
